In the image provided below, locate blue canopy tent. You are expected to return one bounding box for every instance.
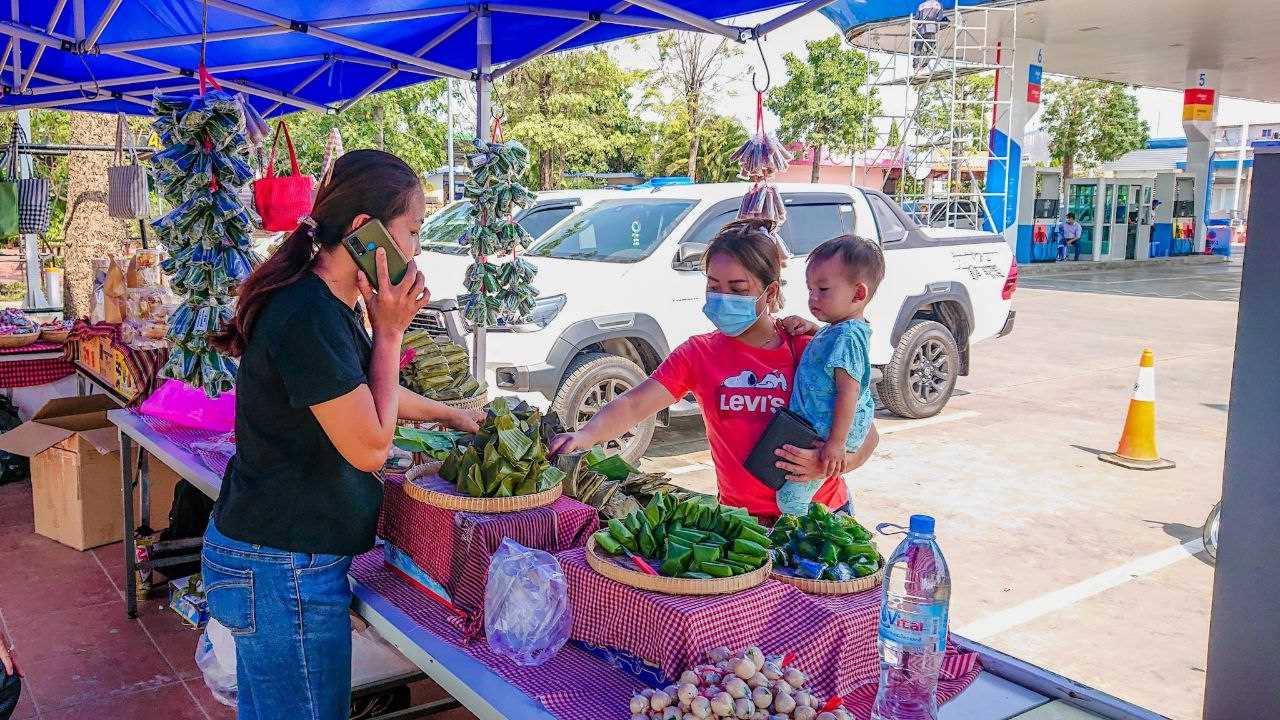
[0,0,834,125]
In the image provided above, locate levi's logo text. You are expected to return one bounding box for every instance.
[718,369,789,415]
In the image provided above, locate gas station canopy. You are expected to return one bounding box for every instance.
[824,0,1280,103]
[0,0,828,117]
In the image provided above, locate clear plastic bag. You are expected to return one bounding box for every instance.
[195,618,237,707]
[484,538,572,666]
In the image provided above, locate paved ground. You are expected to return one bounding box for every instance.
[1019,256,1241,301]
[645,262,1239,720]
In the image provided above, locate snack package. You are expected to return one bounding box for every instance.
[128,249,163,288]
[91,257,112,323]
[103,259,128,324]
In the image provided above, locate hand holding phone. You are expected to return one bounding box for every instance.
[356,247,430,337]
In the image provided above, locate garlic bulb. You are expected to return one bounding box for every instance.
[708,646,732,664]
[711,692,734,717]
[733,697,754,718]
[650,690,672,712]
[690,696,712,719]
[631,695,650,714]
[734,659,756,680]
[773,691,796,715]
[745,647,766,673]
[677,683,699,705]
[749,672,768,689]
[752,687,772,709]
[661,707,681,720]
[784,668,806,689]
[816,713,837,720]
[793,690,814,708]
[793,707,817,720]
[724,677,749,699]
[680,671,699,686]
[762,661,782,681]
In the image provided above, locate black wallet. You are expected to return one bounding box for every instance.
[745,408,823,490]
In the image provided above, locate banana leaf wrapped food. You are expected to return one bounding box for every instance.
[437,398,565,498]
[767,503,882,581]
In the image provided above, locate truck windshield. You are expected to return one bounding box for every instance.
[526,199,696,262]
[420,201,472,255]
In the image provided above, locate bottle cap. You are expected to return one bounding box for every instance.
[909,514,935,535]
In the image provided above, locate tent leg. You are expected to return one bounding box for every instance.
[471,10,492,381]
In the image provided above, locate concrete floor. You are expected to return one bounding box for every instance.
[646,263,1238,720]
[1019,256,1241,301]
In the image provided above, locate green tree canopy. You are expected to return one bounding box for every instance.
[650,32,742,182]
[495,48,649,190]
[766,36,880,182]
[1040,79,1149,182]
[649,108,749,183]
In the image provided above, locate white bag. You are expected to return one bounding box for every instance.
[195,618,238,707]
[107,113,150,219]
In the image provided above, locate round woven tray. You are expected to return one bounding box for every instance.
[440,391,488,411]
[586,535,772,596]
[0,332,40,349]
[40,329,70,344]
[402,464,562,513]
[769,557,885,595]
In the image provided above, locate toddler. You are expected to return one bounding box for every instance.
[777,235,884,516]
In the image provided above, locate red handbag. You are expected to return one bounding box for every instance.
[253,120,315,232]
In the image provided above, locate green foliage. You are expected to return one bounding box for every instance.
[1040,79,1149,181]
[649,108,748,182]
[914,74,995,155]
[650,31,742,180]
[282,83,449,179]
[766,36,881,178]
[886,119,902,147]
[494,49,650,190]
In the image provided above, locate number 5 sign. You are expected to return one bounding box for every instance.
[1183,69,1218,122]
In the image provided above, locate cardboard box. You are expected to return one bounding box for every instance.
[0,396,180,550]
[169,575,209,629]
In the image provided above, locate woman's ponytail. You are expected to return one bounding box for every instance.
[211,149,421,357]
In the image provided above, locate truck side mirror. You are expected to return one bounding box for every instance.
[672,242,708,271]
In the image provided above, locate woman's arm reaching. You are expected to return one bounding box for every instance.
[548,378,677,456]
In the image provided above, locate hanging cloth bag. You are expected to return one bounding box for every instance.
[108,113,151,219]
[6,125,49,235]
[253,120,314,232]
[0,127,17,239]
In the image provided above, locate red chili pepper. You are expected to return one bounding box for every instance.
[622,547,658,576]
[820,695,844,713]
[781,650,798,667]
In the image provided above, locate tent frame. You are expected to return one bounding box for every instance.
[0,0,837,371]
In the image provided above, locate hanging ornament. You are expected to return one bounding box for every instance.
[459,117,539,328]
[149,66,261,398]
[731,90,793,228]
[319,126,345,189]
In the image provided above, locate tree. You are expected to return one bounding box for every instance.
[283,83,449,180]
[649,109,749,182]
[495,49,648,190]
[766,36,880,182]
[1040,79,1149,184]
[915,74,995,155]
[886,119,902,147]
[652,32,742,181]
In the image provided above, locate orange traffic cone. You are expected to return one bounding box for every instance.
[1099,349,1175,470]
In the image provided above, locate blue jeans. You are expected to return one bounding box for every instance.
[202,520,354,720]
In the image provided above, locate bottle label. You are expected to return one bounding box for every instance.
[879,601,948,653]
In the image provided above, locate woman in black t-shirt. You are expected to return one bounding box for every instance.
[202,150,482,720]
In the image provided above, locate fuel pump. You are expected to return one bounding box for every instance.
[1017,167,1062,262]
[1171,176,1196,255]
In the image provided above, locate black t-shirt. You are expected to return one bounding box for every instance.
[212,272,381,556]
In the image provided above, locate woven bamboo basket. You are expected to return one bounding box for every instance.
[40,329,70,344]
[585,535,772,596]
[0,331,40,349]
[403,464,562,513]
[441,390,489,411]
[769,558,885,595]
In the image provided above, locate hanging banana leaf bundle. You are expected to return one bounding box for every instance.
[150,88,261,398]
[438,397,565,498]
[461,137,540,327]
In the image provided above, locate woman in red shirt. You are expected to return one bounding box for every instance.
[549,220,878,520]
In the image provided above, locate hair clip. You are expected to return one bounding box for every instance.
[297,214,318,237]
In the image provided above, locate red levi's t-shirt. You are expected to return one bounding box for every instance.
[651,330,849,520]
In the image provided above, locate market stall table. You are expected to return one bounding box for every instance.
[0,340,75,387]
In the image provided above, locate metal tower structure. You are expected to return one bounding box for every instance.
[850,1,1019,231]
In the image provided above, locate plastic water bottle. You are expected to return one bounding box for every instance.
[872,514,951,720]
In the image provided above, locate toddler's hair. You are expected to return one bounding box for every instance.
[808,235,886,296]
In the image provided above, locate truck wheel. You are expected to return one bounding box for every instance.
[880,319,960,419]
[552,352,655,462]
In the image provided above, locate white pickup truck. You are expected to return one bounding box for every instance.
[417,182,1017,460]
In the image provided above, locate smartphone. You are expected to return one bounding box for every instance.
[342,219,409,289]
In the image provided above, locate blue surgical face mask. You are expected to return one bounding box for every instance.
[703,291,762,337]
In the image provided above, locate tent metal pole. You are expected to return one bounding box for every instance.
[24,54,330,96]
[85,0,123,49]
[485,3,695,32]
[18,0,67,92]
[99,4,472,54]
[9,0,22,92]
[198,0,473,80]
[625,0,746,40]
[263,59,335,116]
[752,0,839,38]
[338,11,475,112]
[447,77,455,203]
[472,9,493,380]
[328,54,436,76]
[72,0,83,40]
[491,1,632,80]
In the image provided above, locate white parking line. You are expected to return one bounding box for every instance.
[956,537,1205,641]
[879,410,980,435]
[666,463,711,475]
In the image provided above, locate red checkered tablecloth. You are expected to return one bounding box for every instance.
[556,546,980,715]
[0,341,75,388]
[378,473,599,641]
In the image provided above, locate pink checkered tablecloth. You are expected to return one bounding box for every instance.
[378,473,599,640]
[0,341,75,388]
[556,546,980,715]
